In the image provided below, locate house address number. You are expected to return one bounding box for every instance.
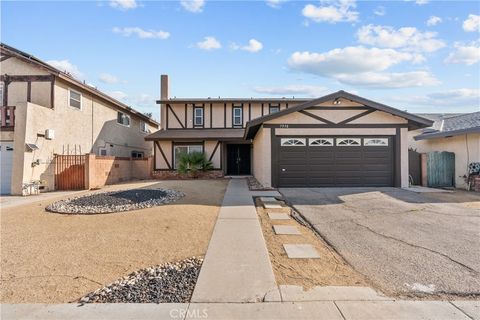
[279,124,289,128]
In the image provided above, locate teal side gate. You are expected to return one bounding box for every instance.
[427,151,455,188]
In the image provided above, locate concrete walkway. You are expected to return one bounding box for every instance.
[191,178,281,303]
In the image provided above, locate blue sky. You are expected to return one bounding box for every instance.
[2,0,479,121]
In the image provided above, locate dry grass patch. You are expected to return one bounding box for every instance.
[0,179,228,303]
[255,198,368,290]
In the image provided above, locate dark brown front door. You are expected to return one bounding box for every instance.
[226,144,251,175]
[276,136,394,187]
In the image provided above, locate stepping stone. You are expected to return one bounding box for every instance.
[273,225,301,235]
[268,212,290,220]
[259,197,278,202]
[283,244,320,259]
[263,202,284,209]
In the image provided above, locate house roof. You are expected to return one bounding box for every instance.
[244,90,434,139]
[157,98,310,104]
[1,43,159,127]
[414,111,480,140]
[145,129,245,141]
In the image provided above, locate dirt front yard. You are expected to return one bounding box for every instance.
[0,179,228,303]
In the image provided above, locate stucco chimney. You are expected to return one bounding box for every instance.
[160,75,168,129]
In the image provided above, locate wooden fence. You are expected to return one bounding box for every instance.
[54,154,86,190]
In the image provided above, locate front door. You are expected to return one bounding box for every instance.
[226,144,251,175]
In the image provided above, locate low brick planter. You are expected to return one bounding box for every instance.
[152,170,224,180]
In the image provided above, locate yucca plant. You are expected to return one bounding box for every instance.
[177,151,213,178]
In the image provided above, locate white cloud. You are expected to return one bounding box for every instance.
[288,47,439,88]
[231,39,263,53]
[444,42,480,65]
[253,85,328,97]
[196,36,222,50]
[109,0,138,10]
[180,0,205,13]
[335,71,440,88]
[357,24,445,53]
[415,0,428,5]
[463,14,480,32]
[266,0,286,8]
[392,88,480,108]
[288,47,420,75]
[46,59,83,79]
[109,90,128,101]
[426,16,442,26]
[373,6,385,16]
[302,0,359,24]
[112,27,170,39]
[99,73,119,84]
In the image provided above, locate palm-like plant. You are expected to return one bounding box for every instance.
[177,151,213,178]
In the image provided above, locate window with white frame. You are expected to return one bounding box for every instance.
[131,151,144,158]
[336,138,361,146]
[174,144,203,169]
[98,148,108,156]
[281,138,306,146]
[140,121,149,133]
[269,105,280,114]
[364,138,389,146]
[69,89,82,109]
[309,138,334,146]
[233,106,243,126]
[117,111,131,126]
[194,107,204,127]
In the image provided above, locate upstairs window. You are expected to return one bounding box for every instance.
[140,121,149,133]
[131,151,144,158]
[117,111,131,126]
[269,104,280,114]
[233,106,243,126]
[194,107,204,127]
[69,89,82,109]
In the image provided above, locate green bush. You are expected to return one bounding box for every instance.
[177,151,213,177]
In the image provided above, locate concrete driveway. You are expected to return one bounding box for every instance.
[280,187,480,298]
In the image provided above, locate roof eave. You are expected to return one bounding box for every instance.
[414,127,480,140]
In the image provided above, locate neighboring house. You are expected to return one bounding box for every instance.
[409,112,480,189]
[0,43,159,195]
[146,75,432,188]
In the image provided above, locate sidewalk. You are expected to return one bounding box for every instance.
[191,178,281,303]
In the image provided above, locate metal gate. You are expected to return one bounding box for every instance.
[54,154,86,190]
[408,149,422,186]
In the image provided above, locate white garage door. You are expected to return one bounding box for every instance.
[1,142,14,195]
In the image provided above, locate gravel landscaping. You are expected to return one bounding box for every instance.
[46,189,184,214]
[79,257,202,303]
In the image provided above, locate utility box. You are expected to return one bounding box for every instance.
[45,129,55,140]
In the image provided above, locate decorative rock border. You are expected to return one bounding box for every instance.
[79,257,203,303]
[46,188,184,214]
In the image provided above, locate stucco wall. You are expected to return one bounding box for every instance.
[252,127,271,187]
[409,131,480,189]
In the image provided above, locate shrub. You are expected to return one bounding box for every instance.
[177,151,213,177]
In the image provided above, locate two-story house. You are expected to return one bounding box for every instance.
[146,75,432,188]
[0,43,159,195]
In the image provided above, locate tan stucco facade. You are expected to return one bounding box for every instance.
[409,132,480,189]
[2,56,158,194]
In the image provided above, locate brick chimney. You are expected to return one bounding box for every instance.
[160,75,168,130]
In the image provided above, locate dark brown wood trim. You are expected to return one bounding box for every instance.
[248,103,251,121]
[395,128,401,187]
[166,104,169,129]
[153,142,157,170]
[0,74,54,82]
[298,110,335,125]
[50,78,55,108]
[223,103,227,128]
[0,55,12,62]
[264,123,409,129]
[184,104,188,128]
[167,104,185,129]
[208,141,221,162]
[27,81,31,102]
[261,103,264,116]
[155,141,172,170]
[338,109,376,125]
[286,103,289,109]
[3,81,8,106]
[209,103,213,128]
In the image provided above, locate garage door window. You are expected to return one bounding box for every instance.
[309,138,333,146]
[364,138,388,146]
[336,138,361,146]
[281,138,306,146]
